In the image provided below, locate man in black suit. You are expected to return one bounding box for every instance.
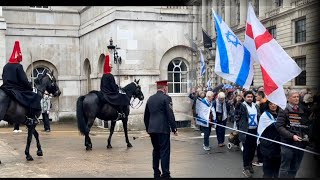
[144,80,178,178]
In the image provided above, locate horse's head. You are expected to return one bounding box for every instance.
[132,79,144,101]
[35,69,61,97]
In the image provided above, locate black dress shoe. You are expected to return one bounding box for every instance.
[160,174,171,178]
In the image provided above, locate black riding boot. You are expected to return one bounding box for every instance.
[0,92,10,120]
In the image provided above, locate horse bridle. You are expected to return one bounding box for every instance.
[130,82,143,109]
[33,73,55,97]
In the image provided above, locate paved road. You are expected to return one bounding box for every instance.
[0,122,319,178]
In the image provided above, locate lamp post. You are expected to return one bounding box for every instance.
[107,37,122,86]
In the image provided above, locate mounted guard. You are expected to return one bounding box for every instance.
[0,41,41,123]
[100,55,130,120]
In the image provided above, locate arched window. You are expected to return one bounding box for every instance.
[167,59,188,94]
[31,66,50,80]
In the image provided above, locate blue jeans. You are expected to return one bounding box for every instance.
[216,120,227,144]
[202,124,212,147]
[278,146,304,178]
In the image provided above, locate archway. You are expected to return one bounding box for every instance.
[83,58,92,94]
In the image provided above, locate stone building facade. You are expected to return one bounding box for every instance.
[0,2,318,129]
[0,6,197,130]
[191,0,320,91]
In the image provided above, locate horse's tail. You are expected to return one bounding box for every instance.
[76,95,89,135]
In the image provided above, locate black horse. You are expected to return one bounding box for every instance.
[0,69,61,161]
[76,79,144,150]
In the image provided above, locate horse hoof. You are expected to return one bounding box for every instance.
[37,150,43,156]
[26,155,34,161]
[107,145,112,149]
[127,143,133,148]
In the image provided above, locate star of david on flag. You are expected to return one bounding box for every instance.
[212,10,254,90]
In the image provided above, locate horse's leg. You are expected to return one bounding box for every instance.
[122,118,132,148]
[33,127,43,156]
[85,118,95,151]
[107,120,116,149]
[25,125,34,161]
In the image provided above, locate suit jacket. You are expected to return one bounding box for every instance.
[144,91,177,134]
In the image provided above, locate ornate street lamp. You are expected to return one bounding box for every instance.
[107,37,121,85]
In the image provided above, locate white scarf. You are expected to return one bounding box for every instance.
[243,101,258,129]
[257,110,276,144]
[215,99,228,121]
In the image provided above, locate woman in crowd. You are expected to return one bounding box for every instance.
[257,101,281,178]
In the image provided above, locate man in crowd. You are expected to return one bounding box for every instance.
[238,91,261,178]
[276,89,311,178]
[213,91,229,147]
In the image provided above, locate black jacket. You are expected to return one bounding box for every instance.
[238,102,260,143]
[276,104,311,148]
[100,74,130,106]
[212,100,231,121]
[144,91,177,134]
[1,63,41,110]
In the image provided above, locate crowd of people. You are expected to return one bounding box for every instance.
[188,83,320,178]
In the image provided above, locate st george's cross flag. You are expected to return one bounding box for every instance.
[244,3,302,109]
[212,10,254,90]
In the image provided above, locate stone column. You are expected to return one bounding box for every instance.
[224,0,231,26]
[201,0,207,31]
[0,6,7,79]
[239,0,247,25]
[259,0,267,19]
[192,5,198,41]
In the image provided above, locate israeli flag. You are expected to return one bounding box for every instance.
[200,51,206,77]
[212,10,254,90]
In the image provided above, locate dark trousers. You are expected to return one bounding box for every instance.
[42,113,50,131]
[243,129,257,168]
[13,123,19,130]
[257,144,263,163]
[279,146,304,178]
[216,120,226,144]
[150,133,171,178]
[202,124,212,147]
[263,156,281,178]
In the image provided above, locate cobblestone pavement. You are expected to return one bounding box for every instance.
[0,122,319,178]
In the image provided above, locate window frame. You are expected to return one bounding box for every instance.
[167,59,189,94]
[295,17,306,43]
[267,26,277,39]
[294,56,306,86]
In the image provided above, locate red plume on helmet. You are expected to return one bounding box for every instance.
[103,55,111,74]
[9,41,23,64]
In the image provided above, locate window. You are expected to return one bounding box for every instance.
[168,59,188,93]
[267,26,277,39]
[30,6,49,9]
[295,18,306,43]
[275,0,283,7]
[295,57,306,86]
